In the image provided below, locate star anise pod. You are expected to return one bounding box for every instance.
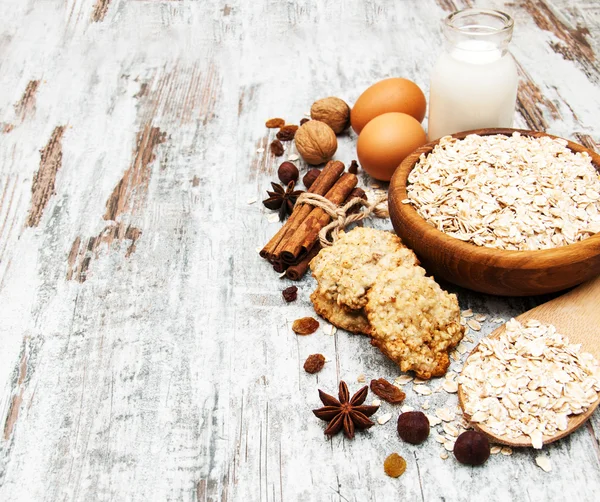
[262,181,304,221]
[312,380,379,439]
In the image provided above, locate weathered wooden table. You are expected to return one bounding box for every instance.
[1,0,599,500]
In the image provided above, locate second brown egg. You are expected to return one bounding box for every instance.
[357,112,427,181]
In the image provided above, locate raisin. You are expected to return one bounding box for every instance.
[282,286,298,302]
[300,118,310,125]
[270,139,285,157]
[349,160,359,174]
[384,453,407,478]
[292,317,319,335]
[277,125,299,141]
[266,118,285,128]
[303,354,326,373]
[370,378,406,404]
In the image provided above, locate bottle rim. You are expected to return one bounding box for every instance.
[444,8,514,36]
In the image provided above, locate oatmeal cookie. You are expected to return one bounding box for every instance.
[310,227,418,311]
[366,266,464,379]
[310,288,371,336]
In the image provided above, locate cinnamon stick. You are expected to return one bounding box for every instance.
[285,244,321,281]
[260,160,344,261]
[280,173,358,264]
[284,188,367,280]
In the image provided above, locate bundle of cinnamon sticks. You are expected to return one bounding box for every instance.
[261,160,364,280]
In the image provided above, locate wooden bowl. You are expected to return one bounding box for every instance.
[388,128,600,296]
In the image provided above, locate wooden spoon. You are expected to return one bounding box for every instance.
[458,275,600,447]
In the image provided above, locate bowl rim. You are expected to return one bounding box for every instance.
[389,127,600,269]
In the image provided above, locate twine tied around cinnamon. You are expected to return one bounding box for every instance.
[295,192,389,247]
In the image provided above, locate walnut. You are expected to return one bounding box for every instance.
[294,121,337,166]
[310,97,351,134]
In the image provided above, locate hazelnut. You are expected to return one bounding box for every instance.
[397,411,429,444]
[294,121,337,165]
[310,97,351,134]
[303,168,321,189]
[453,430,490,466]
[277,162,299,185]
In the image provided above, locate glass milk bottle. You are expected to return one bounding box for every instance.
[427,9,518,141]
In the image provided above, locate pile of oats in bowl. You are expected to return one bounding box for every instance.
[459,318,600,448]
[406,133,600,250]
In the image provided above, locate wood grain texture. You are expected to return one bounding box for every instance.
[389,128,600,296]
[0,1,598,501]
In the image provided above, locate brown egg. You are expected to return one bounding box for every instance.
[351,78,427,134]
[357,112,427,181]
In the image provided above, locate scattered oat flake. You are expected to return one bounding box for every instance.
[500,447,513,456]
[456,343,468,355]
[440,451,449,460]
[395,375,413,385]
[247,197,257,204]
[443,422,459,437]
[321,323,334,335]
[435,408,455,422]
[426,414,442,427]
[401,199,411,204]
[413,384,432,396]
[287,154,299,161]
[255,246,261,253]
[475,314,487,322]
[256,147,265,153]
[443,441,455,452]
[378,413,393,425]
[434,434,447,444]
[467,319,482,331]
[442,380,458,393]
[372,399,381,407]
[535,456,552,472]
[490,446,502,455]
[357,374,366,383]
[413,378,428,385]
[267,213,280,223]
[401,405,415,413]
[421,401,430,410]
[278,271,287,278]
[462,309,473,318]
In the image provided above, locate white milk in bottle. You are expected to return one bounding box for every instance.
[428,9,518,141]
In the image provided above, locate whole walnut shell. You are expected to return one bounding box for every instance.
[294,121,337,166]
[310,97,351,134]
